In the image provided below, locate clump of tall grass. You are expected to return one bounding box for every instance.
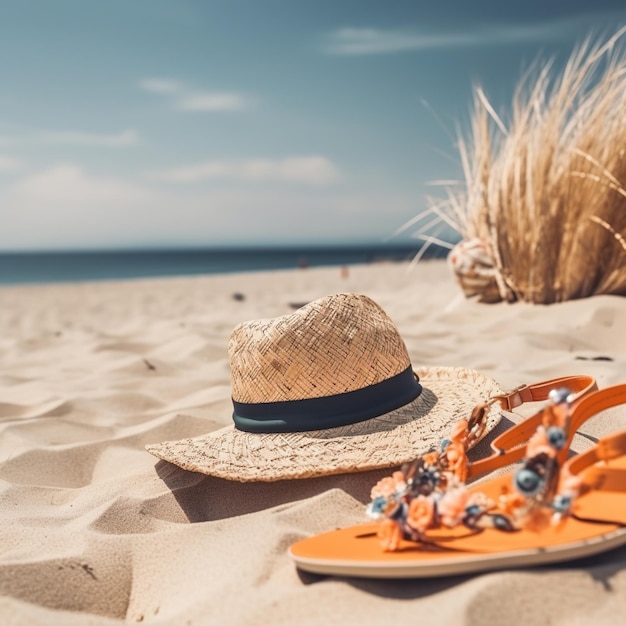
[414,29,626,304]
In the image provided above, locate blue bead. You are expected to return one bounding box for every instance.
[515,468,544,495]
[549,387,573,405]
[366,496,388,518]
[552,494,572,512]
[465,505,481,517]
[492,514,516,532]
[547,426,566,450]
[440,438,451,451]
[389,501,407,521]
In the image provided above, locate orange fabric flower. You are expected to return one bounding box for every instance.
[498,488,526,515]
[523,507,553,532]
[438,486,471,527]
[422,451,439,466]
[542,403,568,429]
[371,471,406,500]
[445,440,468,481]
[526,426,556,459]
[378,518,402,551]
[406,495,435,534]
[371,477,395,500]
[449,419,469,444]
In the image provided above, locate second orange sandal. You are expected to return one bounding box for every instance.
[289,383,626,578]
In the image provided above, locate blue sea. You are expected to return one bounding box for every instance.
[0,244,447,285]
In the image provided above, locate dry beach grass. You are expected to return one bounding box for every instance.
[417,29,626,304]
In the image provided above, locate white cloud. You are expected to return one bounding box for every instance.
[9,165,154,208]
[324,28,475,54]
[40,129,139,147]
[0,154,24,173]
[0,165,411,249]
[153,156,340,184]
[178,92,247,112]
[322,15,604,55]
[139,77,250,112]
[0,128,138,148]
[139,78,182,94]
[2,165,160,249]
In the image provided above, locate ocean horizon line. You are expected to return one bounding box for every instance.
[0,240,444,254]
[0,243,450,286]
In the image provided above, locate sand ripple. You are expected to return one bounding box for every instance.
[1,263,625,624]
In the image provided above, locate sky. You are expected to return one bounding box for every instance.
[1,0,626,251]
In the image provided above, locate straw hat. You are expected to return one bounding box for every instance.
[145,293,503,482]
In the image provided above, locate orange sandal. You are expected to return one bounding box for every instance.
[289,381,626,579]
[465,374,596,479]
[400,375,597,484]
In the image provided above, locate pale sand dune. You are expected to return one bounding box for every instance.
[1,260,626,625]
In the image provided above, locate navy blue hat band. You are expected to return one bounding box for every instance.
[232,365,422,433]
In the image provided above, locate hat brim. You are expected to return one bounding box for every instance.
[145,366,504,482]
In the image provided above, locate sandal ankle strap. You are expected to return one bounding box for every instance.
[563,384,626,488]
[492,375,597,411]
[467,375,598,479]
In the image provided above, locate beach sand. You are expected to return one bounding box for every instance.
[1,259,626,625]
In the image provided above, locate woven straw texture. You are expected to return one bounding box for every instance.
[228,293,411,403]
[146,366,503,482]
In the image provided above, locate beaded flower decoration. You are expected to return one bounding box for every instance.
[366,387,581,551]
